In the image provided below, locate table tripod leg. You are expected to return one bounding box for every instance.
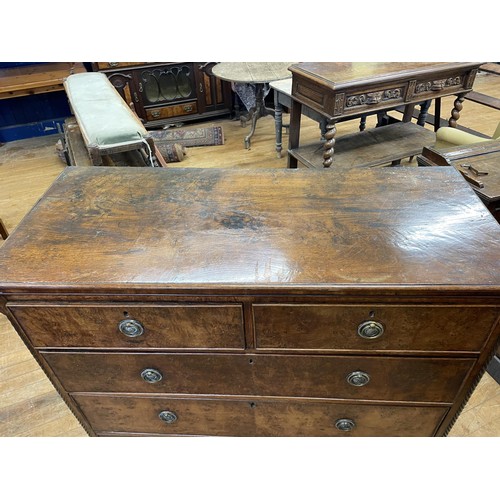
[244,110,259,149]
[244,83,266,149]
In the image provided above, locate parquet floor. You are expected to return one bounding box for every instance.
[0,67,499,437]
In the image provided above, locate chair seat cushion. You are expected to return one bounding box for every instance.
[436,126,492,146]
[64,73,147,148]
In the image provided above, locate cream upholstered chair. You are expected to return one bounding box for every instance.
[436,120,500,146]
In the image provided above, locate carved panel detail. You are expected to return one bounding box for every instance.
[345,87,403,108]
[415,75,463,94]
[334,93,345,115]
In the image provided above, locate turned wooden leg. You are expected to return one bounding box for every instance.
[417,100,432,126]
[323,120,337,168]
[449,94,465,128]
[274,90,283,158]
[359,115,367,131]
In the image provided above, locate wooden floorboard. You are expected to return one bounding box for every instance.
[0,68,499,437]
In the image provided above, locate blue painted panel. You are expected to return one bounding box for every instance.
[0,91,71,126]
[0,62,45,68]
[0,118,66,142]
[0,62,94,141]
[0,91,72,142]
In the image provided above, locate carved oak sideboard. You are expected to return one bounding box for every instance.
[0,166,499,436]
[92,62,232,127]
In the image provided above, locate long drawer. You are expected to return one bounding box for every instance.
[44,351,473,403]
[253,304,499,352]
[145,101,198,121]
[9,304,245,349]
[72,394,448,436]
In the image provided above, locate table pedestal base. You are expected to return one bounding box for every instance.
[241,83,274,149]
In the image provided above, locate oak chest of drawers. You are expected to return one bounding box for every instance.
[0,166,499,437]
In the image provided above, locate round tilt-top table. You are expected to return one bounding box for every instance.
[211,62,295,148]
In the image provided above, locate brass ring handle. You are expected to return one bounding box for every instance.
[335,418,355,432]
[141,368,163,383]
[118,318,144,337]
[357,320,384,340]
[346,370,370,387]
[159,410,177,424]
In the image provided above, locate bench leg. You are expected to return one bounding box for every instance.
[88,146,103,166]
[0,217,9,239]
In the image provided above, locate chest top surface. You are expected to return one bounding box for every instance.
[289,62,481,90]
[0,166,499,294]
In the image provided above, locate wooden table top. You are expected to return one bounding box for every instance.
[288,62,482,90]
[270,78,292,95]
[0,62,87,99]
[0,166,499,296]
[212,62,295,84]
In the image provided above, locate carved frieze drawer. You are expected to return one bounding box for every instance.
[341,84,408,114]
[408,69,478,100]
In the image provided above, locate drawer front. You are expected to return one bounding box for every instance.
[409,69,477,101]
[73,394,448,436]
[339,82,409,116]
[253,305,499,352]
[9,304,244,349]
[145,101,198,121]
[96,62,146,70]
[45,352,473,403]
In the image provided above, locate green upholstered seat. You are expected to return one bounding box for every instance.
[64,72,149,150]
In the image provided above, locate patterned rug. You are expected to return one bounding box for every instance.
[150,126,224,147]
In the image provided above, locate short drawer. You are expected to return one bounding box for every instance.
[253,304,499,352]
[9,304,244,349]
[44,352,474,404]
[145,101,198,121]
[410,69,474,100]
[72,394,448,436]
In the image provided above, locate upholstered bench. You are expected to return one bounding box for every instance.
[63,72,157,166]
